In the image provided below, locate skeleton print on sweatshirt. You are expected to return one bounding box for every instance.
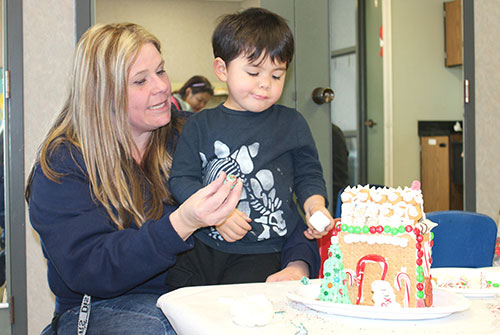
[169,104,328,255]
[201,140,286,241]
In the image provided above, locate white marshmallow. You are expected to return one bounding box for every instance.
[309,211,331,232]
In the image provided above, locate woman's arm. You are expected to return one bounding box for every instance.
[28,146,241,298]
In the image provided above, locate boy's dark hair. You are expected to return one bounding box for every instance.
[212,7,294,68]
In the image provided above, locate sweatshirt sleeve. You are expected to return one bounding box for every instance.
[292,112,329,209]
[280,220,321,278]
[28,145,193,298]
[169,117,205,203]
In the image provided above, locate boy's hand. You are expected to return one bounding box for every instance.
[216,209,252,242]
[170,172,243,240]
[265,260,309,282]
[303,195,334,240]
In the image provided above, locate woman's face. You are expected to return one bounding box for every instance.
[185,89,212,113]
[127,43,172,145]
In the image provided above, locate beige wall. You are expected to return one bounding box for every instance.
[23,0,75,333]
[95,0,258,94]
[390,0,463,187]
[474,1,500,222]
[95,0,258,108]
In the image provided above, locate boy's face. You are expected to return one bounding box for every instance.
[214,53,287,112]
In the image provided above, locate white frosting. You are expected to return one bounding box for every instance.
[357,191,370,202]
[230,294,274,327]
[343,233,409,247]
[340,185,425,228]
[407,205,419,218]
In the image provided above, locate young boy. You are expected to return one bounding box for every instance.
[167,7,333,288]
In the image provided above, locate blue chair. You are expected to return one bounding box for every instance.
[427,210,497,268]
[334,186,345,218]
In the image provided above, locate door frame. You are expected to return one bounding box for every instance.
[3,0,27,334]
[462,0,475,212]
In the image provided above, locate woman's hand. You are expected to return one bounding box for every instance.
[265,260,309,282]
[216,209,252,242]
[170,172,243,240]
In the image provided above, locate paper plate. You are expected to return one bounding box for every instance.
[287,283,471,320]
[431,267,500,297]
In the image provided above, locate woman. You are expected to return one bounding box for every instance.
[25,23,241,335]
[172,75,214,113]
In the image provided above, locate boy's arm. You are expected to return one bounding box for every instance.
[291,113,329,209]
[169,118,205,203]
[272,220,321,280]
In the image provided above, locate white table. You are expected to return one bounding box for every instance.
[157,279,500,335]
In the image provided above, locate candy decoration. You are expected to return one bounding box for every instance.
[223,174,238,189]
[319,243,352,304]
[355,254,388,305]
[394,271,411,308]
[345,269,356,286]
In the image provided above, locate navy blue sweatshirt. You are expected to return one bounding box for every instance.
[28,143,194,314]
[169,104,326,271]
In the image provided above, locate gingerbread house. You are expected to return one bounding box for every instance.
[319,183,436,308]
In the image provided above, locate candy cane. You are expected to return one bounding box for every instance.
[422,242,432,277]
[394,272,411,308]
[345,269,356,286]
[355,255,388,305]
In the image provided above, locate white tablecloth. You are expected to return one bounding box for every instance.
[158,279,500,335]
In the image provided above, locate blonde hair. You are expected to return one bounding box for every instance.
[26,23,183,229]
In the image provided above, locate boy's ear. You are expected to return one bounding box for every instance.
[213,57,228,82]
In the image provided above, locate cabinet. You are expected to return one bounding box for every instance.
[444,0,462,67]
[419,121,463,212]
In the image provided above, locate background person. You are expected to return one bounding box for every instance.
[331,123,350,211]
[25,23,241,335]
[171,75,214,113]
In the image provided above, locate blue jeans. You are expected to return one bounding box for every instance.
[41,293,176,335]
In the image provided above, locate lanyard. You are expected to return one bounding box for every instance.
[77,294,91,335]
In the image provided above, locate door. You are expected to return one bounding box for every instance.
[261,0,333,210]
[364,0,384,184]
[261,0,379,209]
